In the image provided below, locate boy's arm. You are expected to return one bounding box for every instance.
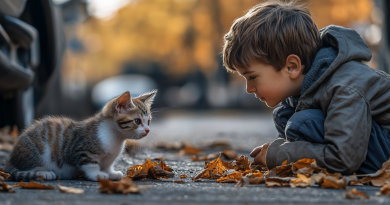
[266,85,371,174]
[273,99,296,139]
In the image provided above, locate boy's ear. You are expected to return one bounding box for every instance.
[137,90,157,108]
[285,54,303,79]
[115,91,135,114]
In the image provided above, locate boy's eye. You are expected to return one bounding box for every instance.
[135,118,141,125]
[249,76,256,80]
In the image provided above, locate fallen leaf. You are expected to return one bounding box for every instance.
[191,152,219,162]
[10,125,18,138]
[222,150,237,160]
[233,155,251,171]
[376,183,390,196]
[174,180,186,184]
[360,157,390,186]
[311,173,327,184]
[265,177,292,187]
[319,176,346,189]
[58,184,84,194]
[216,172,242,183]
[275,164,293,178]
[17,181,55,189]
[282,160,288,165]
[0,180,15,193]
[344,188,369,199]
[155,142,186,150]
[180,174,187,178]
[99,177,139,194]
[127,159,174,179]
[289,174,314,188]
[178,146,203,156]
[153,157,164,161]
[0,171,10,179]
[193,155,238,180]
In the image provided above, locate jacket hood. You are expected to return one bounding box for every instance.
[300,25,372,99]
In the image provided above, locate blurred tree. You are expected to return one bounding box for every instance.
[62,0,373,85]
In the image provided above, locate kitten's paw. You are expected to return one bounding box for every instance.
[87,171,109,181]
[36,171,57,180]
[109,171,124,181]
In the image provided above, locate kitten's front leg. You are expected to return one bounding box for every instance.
[105,166,124,181]
[81,164,109,181]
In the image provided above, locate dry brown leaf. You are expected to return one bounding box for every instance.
[58,184,84,194]
[153,157,164,161]
[10,125,18,138]
[376,183,390,196]
[344,188,369,199]
[179,146,204,156]
[0,171,10,179]
[127,159,174,179]
[0,180,15,193]
[320,176,346,189]
[234,155,251,171]
[265,177,292,187]
[174,180,186,184]
[155,142,185,150]
[180,174,187,178]
[193,155,238,180]
[216,172,242,183]
[275,164,293,178]
[222,150,237,160]
[282,160,288,165]
[290,173,314,188]
[17,181,55,189]
[99,177,139,194]
[191,152,219,162]
[311,173,327,184]
[360,171,390,186]
[360,157,390,186]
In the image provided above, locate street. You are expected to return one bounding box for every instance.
[0,110,388,205]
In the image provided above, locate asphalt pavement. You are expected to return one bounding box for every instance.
[1,110,389,205]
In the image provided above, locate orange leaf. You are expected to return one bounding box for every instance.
[282,160,288,165]
[320,176,346,189]
[99,177,139,194]
[18,181,55,189]
[216,172,242,183]
[127,159,174,179]
[344,188,369,199]
[376,183,390,196]
[222,150,237,160]
[0,171,10,180]
[180,174,187,178]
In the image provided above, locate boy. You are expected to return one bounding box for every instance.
[222,1,390,174]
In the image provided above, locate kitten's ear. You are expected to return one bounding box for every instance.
[115,91,135,114]
[137,90,157,107]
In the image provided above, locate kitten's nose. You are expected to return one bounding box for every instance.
[145,128,150,134]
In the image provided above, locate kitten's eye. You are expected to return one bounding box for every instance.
[249,76,256,80]
[135,118,141,125]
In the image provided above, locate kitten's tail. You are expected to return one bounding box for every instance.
[5,167,40,182]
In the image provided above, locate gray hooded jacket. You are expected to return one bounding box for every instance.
[266,25,390,174]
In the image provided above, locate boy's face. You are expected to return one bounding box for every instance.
[236,60,303,108]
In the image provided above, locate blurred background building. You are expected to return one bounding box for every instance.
[37,0,383,120]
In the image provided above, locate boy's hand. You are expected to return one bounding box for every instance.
[250,143,270,166]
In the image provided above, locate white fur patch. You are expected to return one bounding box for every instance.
[42,145,76,179]
[97,120,126,170]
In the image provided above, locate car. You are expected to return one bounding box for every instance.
[0,0,65,130]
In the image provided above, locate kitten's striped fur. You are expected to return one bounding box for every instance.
[5,90,157,181]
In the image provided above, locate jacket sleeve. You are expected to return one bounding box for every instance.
[266,85,371,174]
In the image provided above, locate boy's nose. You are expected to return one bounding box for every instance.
[246,84,256,94]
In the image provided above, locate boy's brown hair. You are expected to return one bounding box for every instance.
[223,0,321,74]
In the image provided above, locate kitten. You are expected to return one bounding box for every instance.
[5,90,156,181]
